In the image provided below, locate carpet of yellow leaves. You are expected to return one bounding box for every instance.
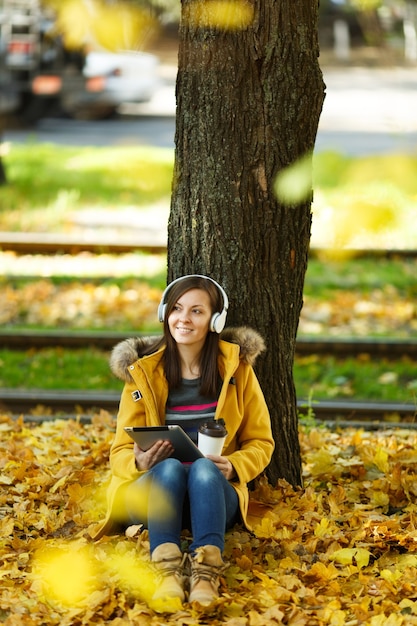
[1,279,416,336]
[0,280,162,329]
[1,413,417,625]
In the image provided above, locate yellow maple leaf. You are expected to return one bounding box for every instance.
[307,448,335,476]
[330,548,371,569]
[0,516,15,536]
[399,599,417,615]
[314,517,332,538]
[253,515,277,539]
[372,448,390,473]
[236,554,253,571]
[307,561,340,581]
[370,490,390,508]
[380,568,402,584]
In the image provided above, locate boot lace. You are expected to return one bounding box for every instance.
[157,553,188,579]
[191,562,225,584]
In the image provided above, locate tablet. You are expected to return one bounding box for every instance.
[124,425,204,463]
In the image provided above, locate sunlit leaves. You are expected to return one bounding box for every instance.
[1,415,417,623]
[102,544,157,602]
[312,151,416,256]
[324,186,399,254]
[45,0,157,51]
[183,0,254,31]
[0,279,162,329]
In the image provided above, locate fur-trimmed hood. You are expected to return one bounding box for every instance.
[110,326,266,383]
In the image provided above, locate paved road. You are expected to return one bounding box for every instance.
[317,67,417,155]
[3,67,417,155]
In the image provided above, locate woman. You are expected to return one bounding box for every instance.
[93,275,274,606]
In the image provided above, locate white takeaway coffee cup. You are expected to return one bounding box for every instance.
[198,419,228,456]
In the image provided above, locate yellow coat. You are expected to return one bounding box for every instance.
[92,327,274,539]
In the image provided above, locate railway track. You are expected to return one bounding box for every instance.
[0,388,415,426]
[1,330,417,357]
[2,237,416,427]
[0,232,166,255]
[1,232,417,257]
[1,332,416,426]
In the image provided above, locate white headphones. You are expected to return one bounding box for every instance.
[158,275,229,334]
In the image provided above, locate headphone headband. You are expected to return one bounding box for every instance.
[157,274,228,333]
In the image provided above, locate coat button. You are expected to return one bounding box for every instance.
[129,365,134,370]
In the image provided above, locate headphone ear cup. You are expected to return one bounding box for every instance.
[211,310,226,334]
[158,302,166,323]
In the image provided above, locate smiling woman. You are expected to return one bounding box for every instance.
[92,274,274,608]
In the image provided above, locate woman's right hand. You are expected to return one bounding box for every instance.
[133,440,174,470]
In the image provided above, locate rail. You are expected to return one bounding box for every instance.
[0,389,415,426]
[0,232,166,255]
[0,232,416,257]
[1,330,416,358]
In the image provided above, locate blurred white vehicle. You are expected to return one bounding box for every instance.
[62,50,161,119]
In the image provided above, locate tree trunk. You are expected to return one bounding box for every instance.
[168,0,325,487]
[0,158,6,186]
[0,132,6,186]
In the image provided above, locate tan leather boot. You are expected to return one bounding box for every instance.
[189,545,225,605]
[151,543,187,602]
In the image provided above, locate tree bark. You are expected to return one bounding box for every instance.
[0,132,6,186]
[0,158,6,186]
[168,0,325,487]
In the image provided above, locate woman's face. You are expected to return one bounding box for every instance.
[167,288,213,349]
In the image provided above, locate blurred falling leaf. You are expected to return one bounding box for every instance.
[274,153,313,204]
[47,0,157,51]
[33,543,98,605]
[105,547,156,601]
[183,0,255,30]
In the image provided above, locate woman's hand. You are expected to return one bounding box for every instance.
[206,455,236,480]
[134,440,174,471]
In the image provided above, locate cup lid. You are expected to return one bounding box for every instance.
[199,419,227,437]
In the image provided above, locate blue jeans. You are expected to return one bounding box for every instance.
[124,457,239,554]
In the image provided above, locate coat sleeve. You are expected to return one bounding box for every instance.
[224,364,275,485]
[109,381,148,481]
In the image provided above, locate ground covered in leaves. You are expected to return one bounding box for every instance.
[1,277,416,337]
[1,413,417,625]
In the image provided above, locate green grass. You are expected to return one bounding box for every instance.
[294,354,417,404]
[1,347,416,405]
[1,145,417,245]
[0,347,119,391]
[313,151,417,194]
[0,143,174,230]
[1,144,417,400]
[305,256,417,298]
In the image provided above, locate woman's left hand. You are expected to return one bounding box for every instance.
[206,455,236,480]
